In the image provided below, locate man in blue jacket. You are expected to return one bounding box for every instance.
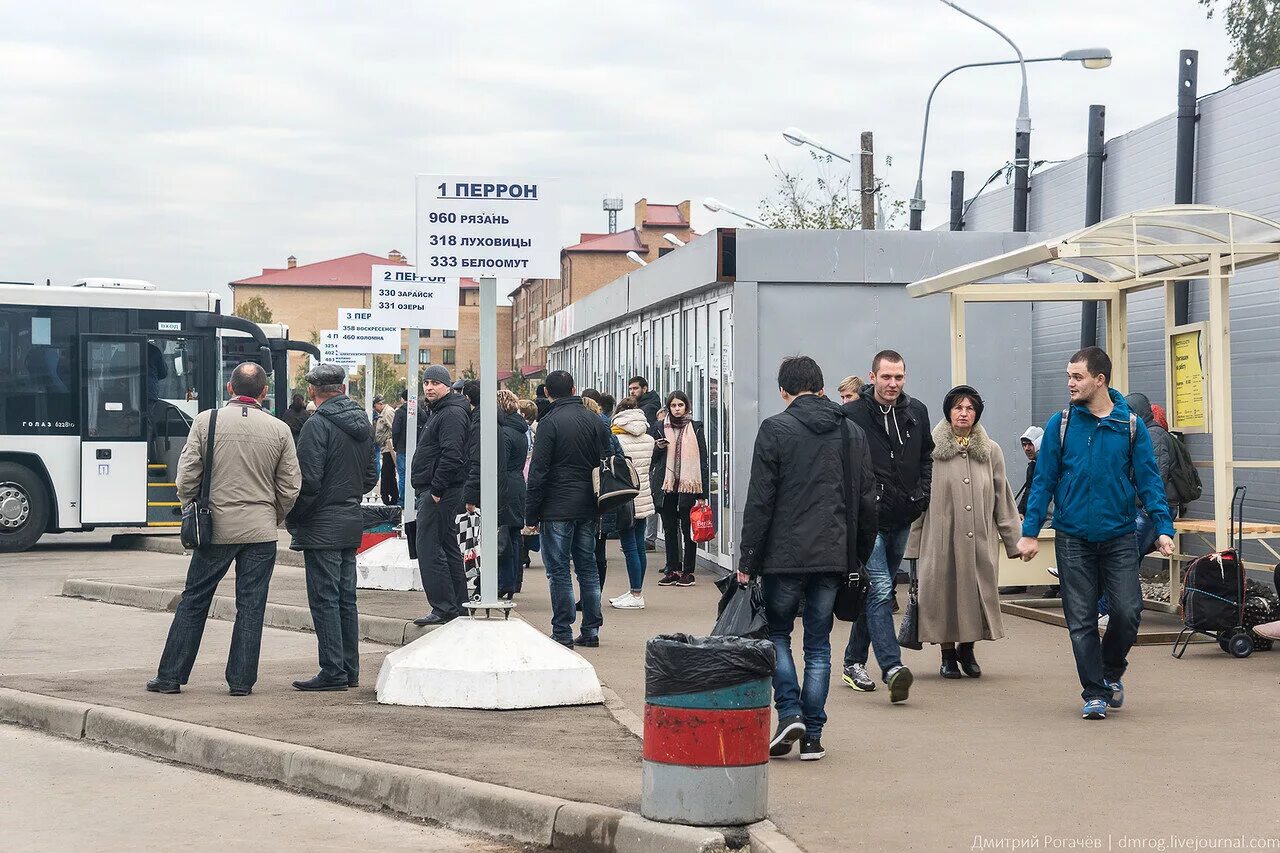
[1019,347,1174,721]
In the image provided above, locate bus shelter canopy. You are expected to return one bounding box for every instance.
[906,204,1280,299]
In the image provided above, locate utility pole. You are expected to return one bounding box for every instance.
[860,131,876,229]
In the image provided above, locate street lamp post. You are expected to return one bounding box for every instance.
[702,197,767,228]
[908,47,1111,231]
[780,129,887,228]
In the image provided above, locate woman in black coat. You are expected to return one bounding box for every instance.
[648,390,710,587]
[499,391,529,598]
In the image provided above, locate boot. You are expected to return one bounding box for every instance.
[957,642,982,678]
[940,648,962,679]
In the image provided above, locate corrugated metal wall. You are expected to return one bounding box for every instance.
[962,68,1280,533]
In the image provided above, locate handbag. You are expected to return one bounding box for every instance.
[180,408,218,549]
[690,503,715,543]
[832,419,870,622]
[897,558,923,650]
[593,452,640,513]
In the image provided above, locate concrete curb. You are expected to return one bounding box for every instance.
[61,579,424,647]
[747,820,806,853]
[111,533,305,568]
[0,687,736,852]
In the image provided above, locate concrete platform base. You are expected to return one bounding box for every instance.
[376,617,604,709]
[356,538,422,592]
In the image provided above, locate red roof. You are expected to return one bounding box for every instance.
[497,369,514,382]
[231,253,408,287]
[563,229,647,253]
[520,363,546,378]
[643,204,688,227]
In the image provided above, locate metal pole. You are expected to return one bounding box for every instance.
[860,132,875,230]
[403,331,418,531]
[1080,104,1106,347]
[949,170,965,231]
[364,354,374,414]
[478,276,499,606]
[1174,49,1199,326]
[1013,128,1030,232]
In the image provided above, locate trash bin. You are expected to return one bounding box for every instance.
[641,633,775,826]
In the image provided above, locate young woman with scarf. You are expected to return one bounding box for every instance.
[649,390,710,587]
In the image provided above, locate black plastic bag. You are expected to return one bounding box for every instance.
[645,633,776,697]
[712,576,768,639]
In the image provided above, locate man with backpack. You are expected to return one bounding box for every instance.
[1125,391,1200,543]
[1019,347,1175,721]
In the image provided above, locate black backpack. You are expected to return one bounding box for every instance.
[1166,431,1203,505]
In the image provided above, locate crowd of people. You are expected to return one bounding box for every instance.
[146,344,1182,757]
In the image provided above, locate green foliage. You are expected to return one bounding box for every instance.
[234,295,274,323]
[757,151,905,230]
[1200,0,1280,82]
[292,329,319,397]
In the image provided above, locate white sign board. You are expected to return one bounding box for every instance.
[368,265,458,331]
[317,330,360,370]
[337,307,402,355]
[415,175,560,279]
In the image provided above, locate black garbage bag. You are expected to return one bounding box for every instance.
[645,633,775,698]
[711,576,768,639]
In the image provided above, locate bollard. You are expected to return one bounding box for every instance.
[641,634,774,826]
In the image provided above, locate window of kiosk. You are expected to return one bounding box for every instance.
[0,306,78,435]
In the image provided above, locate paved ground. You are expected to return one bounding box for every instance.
[2,726,516,852]
[8,534,1280,851]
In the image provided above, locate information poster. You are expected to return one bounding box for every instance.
[317,330,360,370]
[367,264,458,331]
[1170,326,1207,432]
[336,308,401,355]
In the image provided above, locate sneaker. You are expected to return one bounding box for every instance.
[1082,698,1108,720]
[656,572,680,587]
[574,633,600,648]
[769,715,805,757]
[608,591,629,604]
[799,737,826,761]
[886,665,913,704]
[611,592,645,609]
[1104,680,1124,709]
[675,572,696,587]
[842,663,876,692]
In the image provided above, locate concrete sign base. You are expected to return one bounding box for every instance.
[375,618,605,710]
[356,538,422,592]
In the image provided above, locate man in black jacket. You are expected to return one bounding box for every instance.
[391,389,409,505]
[410,366,472,625]
[525,370,612,648]
[627,375,662,426]
[739,356,877,763]
[839,350,928,702]
[287,364,377,692]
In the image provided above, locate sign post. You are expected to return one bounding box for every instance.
[414,175,560,613]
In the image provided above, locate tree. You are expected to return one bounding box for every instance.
[757,151,905,230]
[292,329,320,396]
[235,295,274,324]
[1200,0,1280,82]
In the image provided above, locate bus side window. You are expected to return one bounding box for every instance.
[0,306,78,434]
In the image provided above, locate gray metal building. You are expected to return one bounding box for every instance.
[961,66,1280,527]
[546,229,1038,572]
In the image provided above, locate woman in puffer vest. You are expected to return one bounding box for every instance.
[609,398,656,609]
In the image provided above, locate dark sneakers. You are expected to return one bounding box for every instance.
[292,675,349,692]
[887,665,913,703]
[413,613,455,627]
[842,663,876,692]
[675,572,696,587]
[145,679,180,695]
[656,571,681,587]
[574,634,600,648]
[799,737,826,761]
[769,715,805,757]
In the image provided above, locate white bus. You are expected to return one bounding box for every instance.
[0,281,318,551]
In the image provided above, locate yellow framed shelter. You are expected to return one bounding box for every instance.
[907,204,1280,612]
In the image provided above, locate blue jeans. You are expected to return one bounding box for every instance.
[303,548,359,684]
[1098,507,1172,617]
[1055,531,1142,701]
[156,541,277,690]
[619,516,648,591]
[844,526,909,681]
[542,519,603,644]
[396,454,406,507]
[764,573,840,738]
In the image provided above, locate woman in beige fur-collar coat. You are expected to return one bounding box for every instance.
[906,385,1022,679]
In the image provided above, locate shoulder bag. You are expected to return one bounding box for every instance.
[833,419,870,622]
[180,408,218,549]
[594,452,641,513]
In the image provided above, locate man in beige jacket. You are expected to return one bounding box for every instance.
[148,362,301,697]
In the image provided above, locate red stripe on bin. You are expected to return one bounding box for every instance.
[642,705,770,767]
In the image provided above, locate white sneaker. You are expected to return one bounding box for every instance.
[1097,614,1110,630]
[611,592,645,609]
[608,592,629,604]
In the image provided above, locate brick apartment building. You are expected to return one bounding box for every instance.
[510,199,696,375]
[230,250,512,386]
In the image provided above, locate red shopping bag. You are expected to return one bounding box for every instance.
[690,503,715,543]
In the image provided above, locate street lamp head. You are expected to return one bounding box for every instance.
[663,233,686,247]
[626,251,647,267]
[1060,48,1112,69]
[782,126,812,147]
[702,197,727,213]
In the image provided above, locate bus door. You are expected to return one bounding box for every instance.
[79,334,148,525]
[142,329,217,528]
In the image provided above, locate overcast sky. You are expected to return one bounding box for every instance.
[0,1,1233,299]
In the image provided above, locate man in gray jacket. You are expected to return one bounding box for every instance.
[287,364,378,691]
[148,363,300,697]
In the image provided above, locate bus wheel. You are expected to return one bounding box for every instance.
[0,463,48,553]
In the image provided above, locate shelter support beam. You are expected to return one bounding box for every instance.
[1207,253,1234,548]
[950,293,967,387]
